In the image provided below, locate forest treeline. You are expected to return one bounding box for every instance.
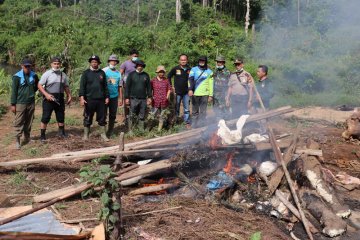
[0,0,359,107]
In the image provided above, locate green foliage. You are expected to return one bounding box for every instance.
[79,158,120,233]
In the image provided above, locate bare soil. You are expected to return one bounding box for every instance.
[1,105,360,239]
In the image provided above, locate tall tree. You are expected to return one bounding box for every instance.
[176,0,181,23]
[136,0,140,25]
[245,0,250,37]
[202,0,208,8]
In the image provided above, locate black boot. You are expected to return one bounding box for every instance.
[106,120,115,137]
[57,126,67,138]
[40,129,46,142]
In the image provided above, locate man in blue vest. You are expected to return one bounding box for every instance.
[188,56,214,128]
[10,59,39,149]
[103,54,122,137]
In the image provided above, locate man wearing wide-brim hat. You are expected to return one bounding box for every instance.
[226,58,254,119]
[124,60,152,132]
[213,55,231,120]
[102,54,122,137]
[10,58,39,149]
[79,55,110,141]
[38,57,72,142]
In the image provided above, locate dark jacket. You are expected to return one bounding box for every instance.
[79,69,109,100]
[167,65,190,95]
[255,78,274,109]
[125,71,152,99]
[11,70,39,105]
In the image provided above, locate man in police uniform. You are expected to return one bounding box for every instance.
[226,58,254,119]
[38,57,72,142]
[213,55,231,120]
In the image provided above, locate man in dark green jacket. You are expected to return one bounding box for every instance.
[124,60,152,132]
[10,59,39,149]
[79,55,110,141]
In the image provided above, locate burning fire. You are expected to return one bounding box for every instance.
[209,132,222,150]
[142,178,179,195]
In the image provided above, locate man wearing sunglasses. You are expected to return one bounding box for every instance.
[10,59,39,149]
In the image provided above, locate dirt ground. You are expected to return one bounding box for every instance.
[1,104,360,239]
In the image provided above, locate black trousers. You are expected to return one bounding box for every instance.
[83,99,106,127]
[230,95,248,119]
[191,95,208,127]
[130,98,147,121]
[41,93,65,124]
[105,97,118,122]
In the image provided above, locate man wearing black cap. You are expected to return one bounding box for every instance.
[10,59,39,149]
[79,55,110,141]
[124,60,152,132]
[188,56,213,128]
[38,57,72,142]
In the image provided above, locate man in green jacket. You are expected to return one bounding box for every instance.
[79,55,110,141]
[10,59,39,149]
[124,60,152,132]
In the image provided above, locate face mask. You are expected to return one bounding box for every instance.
[132,57,138,62]
[216,65,224,70]
[52,68,60,72]
[109,64,116,70]
[199,63,205,67]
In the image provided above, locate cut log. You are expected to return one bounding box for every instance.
[301,190,347,237]
[49,106,294,157]
[34,165,140,203]
[303,155,351,218]
[295,149,323,157]
[128,183,179,196]
[115,159,172,182]
[33,182,89,203]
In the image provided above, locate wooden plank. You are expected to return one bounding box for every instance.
[115,160,172,182]
[33,183,89,203]
[128,183,178,196]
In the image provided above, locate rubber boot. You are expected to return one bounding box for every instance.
[83,127,90,140]
[40,129,46,143]
[23,133,31,145]
[106,120,115,137]
[138,120,145,131]
[57,126,67,138]
[100,126,110,142]
[15,136,21,150]
[157,119,164,132]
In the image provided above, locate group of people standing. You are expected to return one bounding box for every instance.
[10,49,273,149]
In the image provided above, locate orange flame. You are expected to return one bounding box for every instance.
[223,152,235,174]
[209,132,221,150]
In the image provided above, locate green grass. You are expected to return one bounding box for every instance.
[9,170,27,186]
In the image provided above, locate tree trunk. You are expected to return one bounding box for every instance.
[136,0,140,25]
[245,0,250,37]
[202,0,208,8]
[59,0,63,8]
[176,0,181,23]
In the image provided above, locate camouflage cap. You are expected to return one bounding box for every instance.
[234,58,244,64]
[215,55,226,62]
